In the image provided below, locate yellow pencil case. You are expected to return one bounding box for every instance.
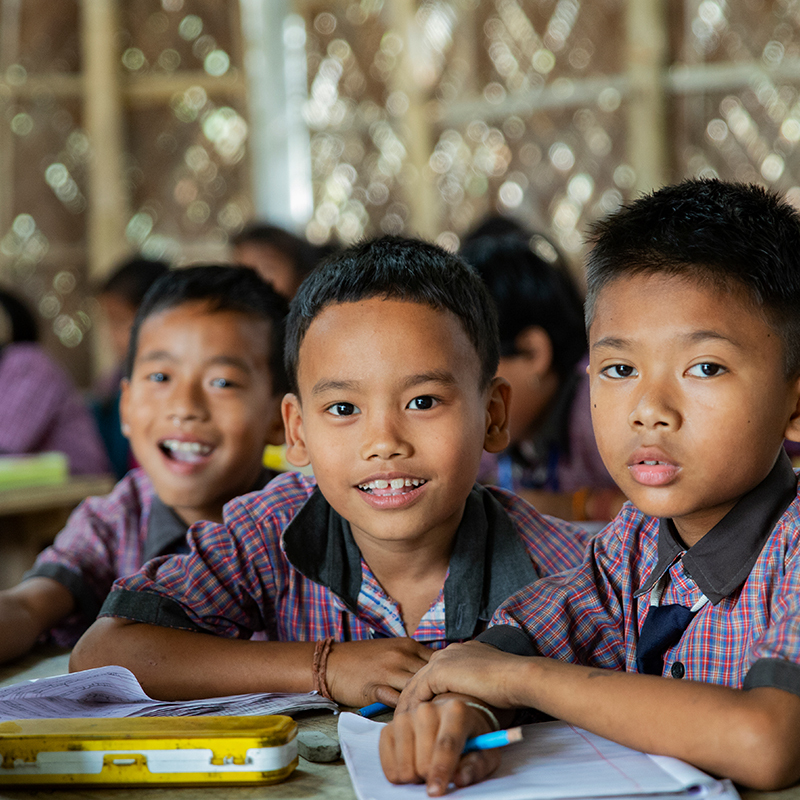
[0,715,297,786]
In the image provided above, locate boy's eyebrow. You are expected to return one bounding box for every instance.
[400,370,458,390]
[137,351,254,371]
[311,370,458,396]
[592,330,744,351]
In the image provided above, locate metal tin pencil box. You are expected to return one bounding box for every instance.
[0,715,298,786]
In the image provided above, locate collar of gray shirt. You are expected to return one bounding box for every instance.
[281,482,540,640]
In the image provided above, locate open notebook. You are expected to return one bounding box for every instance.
[0,666,337,720]
[339,713,740,800]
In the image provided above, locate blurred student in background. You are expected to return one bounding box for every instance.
[93,257,170,478]
[232,222,329,299]
[461,223,624,522]
[0,288,108,475]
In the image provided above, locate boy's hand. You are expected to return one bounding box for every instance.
[380,696,501,796]
[396,640,532,714]
[325,638,432,707]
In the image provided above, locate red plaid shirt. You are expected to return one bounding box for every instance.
[485,452,800,695]
[102,472,589,648]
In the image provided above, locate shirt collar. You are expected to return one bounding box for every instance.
[636,449,798,604]
[143,495,190,562]
[281,483,539,639]
[144,468,276,562]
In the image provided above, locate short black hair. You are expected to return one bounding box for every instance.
[99,256,170,306]
[461,233,586,380]
[586,179,800,378]
[285,236,499,395]
[232,223,322,280]
[126,265,289,394]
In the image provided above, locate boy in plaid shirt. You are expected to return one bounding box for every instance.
[0,266,286,662]
[381,180,800,792]
[71,237,588,707]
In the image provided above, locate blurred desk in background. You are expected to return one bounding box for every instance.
[0,474,114,589]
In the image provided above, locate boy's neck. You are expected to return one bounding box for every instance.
[670,500,740,549]
[172,504,225,527]
[351,521,458,637]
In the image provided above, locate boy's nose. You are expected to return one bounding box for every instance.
[166,381,209,423]
[628,383,680,431]
[360,414,411,461]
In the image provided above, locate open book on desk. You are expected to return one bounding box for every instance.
[339,713,740,800]
[0,665,337,721]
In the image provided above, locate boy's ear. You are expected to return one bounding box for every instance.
[119,378,131,438]
[484,376,511,453]
[282,393,311,467]
[264,396,287,447]
[785,375,800,443]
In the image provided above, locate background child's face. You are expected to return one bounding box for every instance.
[121,301,282,525]
[282,298,509,551]
[588,273,800,543]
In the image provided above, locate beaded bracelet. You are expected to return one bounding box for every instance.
[312,637,334,700]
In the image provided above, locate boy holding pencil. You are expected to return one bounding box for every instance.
[380,180,800,792]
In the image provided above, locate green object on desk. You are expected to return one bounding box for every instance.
[0,453,68,490]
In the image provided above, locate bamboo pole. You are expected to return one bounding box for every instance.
[80,0,129,281]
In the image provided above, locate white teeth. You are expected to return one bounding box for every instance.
[358,478,427,491]
[162,439,212,458]
[643,460,660,465]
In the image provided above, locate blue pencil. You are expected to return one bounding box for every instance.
[359,702,392,718]
[463,726,523,753]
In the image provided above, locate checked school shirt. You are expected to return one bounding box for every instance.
[100,471,590,647]
[479,450,800,696]
[27,467,276,647]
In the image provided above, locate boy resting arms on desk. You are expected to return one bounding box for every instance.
[380,180,800,792]
[71,236,588,707]
[0,266,287,663]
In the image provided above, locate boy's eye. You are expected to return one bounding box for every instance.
[210,377,235,388]
[601,364,637,379]
[687,362,726,378]
[407,395,438,410]
[147,372,168,382]
[327,402,360,417]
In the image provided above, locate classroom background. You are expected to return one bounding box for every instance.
[0,0,797,387]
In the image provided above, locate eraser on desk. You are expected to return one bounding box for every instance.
[296,730,340,762]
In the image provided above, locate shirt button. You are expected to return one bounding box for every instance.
[671,662,685,679]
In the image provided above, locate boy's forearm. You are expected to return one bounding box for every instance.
[0,579,75,664]
[69,617,316,699]
[519,657,800,790]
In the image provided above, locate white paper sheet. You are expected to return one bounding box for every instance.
[0,666,338,721]
[338,713,741,800]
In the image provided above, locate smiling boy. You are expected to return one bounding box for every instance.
[70,236,588,706]
[380,180,800,793]
[0,266,286,663]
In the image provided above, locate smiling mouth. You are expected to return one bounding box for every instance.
[159,439,213,463]
[357,478,426,495]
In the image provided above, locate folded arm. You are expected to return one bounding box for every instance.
[70,616,431,706]
[0,578,75,663]
[381,641,800,793]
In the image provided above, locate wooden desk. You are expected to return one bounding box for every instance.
[0,475,114,589]
[0,650,797,800]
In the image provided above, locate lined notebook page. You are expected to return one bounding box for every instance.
[339,713,740,800]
